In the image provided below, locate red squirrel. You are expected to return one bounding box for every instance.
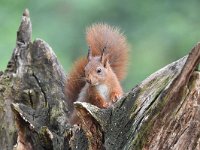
[65,23,128,124]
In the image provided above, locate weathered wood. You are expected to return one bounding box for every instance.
[1,9,70,150]
[0,9,199,150]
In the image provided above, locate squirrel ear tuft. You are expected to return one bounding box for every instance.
[87,47,92,61]
[101,53,109,68]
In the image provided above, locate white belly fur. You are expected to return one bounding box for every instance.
[95,84,109,101]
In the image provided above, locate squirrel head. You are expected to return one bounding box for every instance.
[84,48,110,86]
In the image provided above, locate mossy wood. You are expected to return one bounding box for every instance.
[0,10,199,150]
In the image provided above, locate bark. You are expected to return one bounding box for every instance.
[0,9,199,150]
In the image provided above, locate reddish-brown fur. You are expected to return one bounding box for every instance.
[85,64,123,107]
[65,23,129,123]
[65,57,88,110]
[86,23,128,80]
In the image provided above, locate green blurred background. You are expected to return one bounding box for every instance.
[0,0,200,91]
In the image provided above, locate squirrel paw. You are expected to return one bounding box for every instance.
[102,101,109,108]
[111,92,122,103]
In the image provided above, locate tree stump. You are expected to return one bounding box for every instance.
[0,9,199,150]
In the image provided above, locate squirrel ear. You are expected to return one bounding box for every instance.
[101,53,109,68]
[87,47,92,61]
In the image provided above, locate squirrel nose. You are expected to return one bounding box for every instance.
[86,78,92,84]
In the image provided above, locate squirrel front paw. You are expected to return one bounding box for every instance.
[102,101,109,108]
[110,92,122,103]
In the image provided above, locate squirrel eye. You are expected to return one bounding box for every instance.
[96,68,102,74]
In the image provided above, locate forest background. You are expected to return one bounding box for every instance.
[0,0,200,91]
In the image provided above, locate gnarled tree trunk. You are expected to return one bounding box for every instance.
[0,9,199,150]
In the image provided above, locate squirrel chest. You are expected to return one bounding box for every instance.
[95,84,109,102]
[77,83,110,103]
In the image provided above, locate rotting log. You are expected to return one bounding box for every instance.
[0,9,199,150]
